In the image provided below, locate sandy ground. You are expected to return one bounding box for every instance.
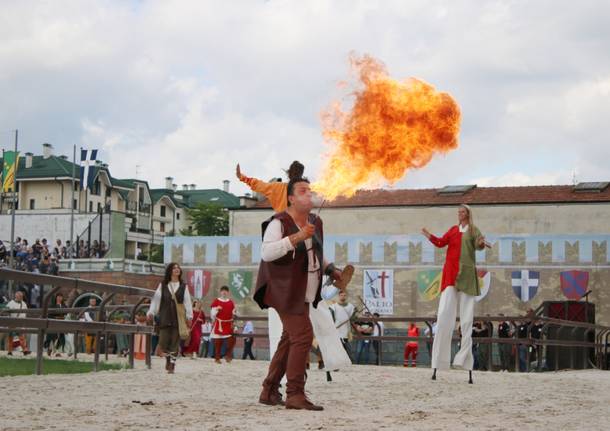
[1,354,609,431]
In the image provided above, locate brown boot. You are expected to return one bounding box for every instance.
[167,362,175,374]
[259,386,285,406]
[285,395,323,411]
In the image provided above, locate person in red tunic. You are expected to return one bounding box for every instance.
[211,286,236,363]
[404,323,419,367]
[183,300,205,358]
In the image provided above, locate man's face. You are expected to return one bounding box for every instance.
[338,291,347,303]
[56,295,63,304]
[15,291,23,302]
[220,289,229,299]
[288,182,313,211]
[89,298,96,306]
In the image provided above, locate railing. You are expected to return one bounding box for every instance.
[0,268,154,374]
[349,315,610,371]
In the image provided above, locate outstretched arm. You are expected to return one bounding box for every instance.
[422,227,451,248]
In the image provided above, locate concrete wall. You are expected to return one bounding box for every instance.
[0,212,97,243]
[165,201,610,328]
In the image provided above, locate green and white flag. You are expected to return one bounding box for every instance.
[228,270,253,299]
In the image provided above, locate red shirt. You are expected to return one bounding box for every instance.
[428,225,463,292]
[211,298,235,336]
[407,325,419,347]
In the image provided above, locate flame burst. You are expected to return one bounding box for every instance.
[312,54,461,200]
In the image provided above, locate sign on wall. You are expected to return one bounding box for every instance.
[363,269,394,315]
[186,269,211,298]
[228,270,253,299]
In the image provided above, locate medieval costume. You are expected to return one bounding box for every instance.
[426,205,485,382]
[147,281,193,373]
[211,296,236,362]
[254,208,350,411]
[183,308,205,357]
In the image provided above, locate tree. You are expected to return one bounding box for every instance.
[181,203,229,236]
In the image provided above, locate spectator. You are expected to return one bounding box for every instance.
[355,312,374,364]
[44,293,67,357]
[199,319,212,358]
[0,240,6,263]
[83,297,98,354]
[242,320,256,360]
[530,319,545,371]
[372,313,384,365]
[6,291,31,356]
[404,322,419,367]
[498,314,513,371]
[516,319,530,372]
[99,241,108,258]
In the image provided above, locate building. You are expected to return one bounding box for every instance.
[165,182,610,328]
[0,143,242,261]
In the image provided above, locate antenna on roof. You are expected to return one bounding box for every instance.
[135,165,141,180]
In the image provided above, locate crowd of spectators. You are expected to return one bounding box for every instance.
[0,237,108,270]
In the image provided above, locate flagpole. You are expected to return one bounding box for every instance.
[70,145,76,256]
[8,129,18,269]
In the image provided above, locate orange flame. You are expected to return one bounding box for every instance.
[312,54,461,200]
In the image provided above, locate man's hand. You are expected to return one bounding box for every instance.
[331,269,343,284]
[300,223,315,240]
[477,235,487,248]
[236,163,242,180]
[146,313,153,323]
[421,227,431,239]
[187,319,192,328]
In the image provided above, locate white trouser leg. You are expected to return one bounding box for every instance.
[431,286,458,370]
[453,291,475,370]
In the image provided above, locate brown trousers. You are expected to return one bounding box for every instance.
[262,303,313,398]
[214,336,236,360]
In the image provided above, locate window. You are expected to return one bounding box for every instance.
[160,205,166,217]
[97,202,102,213]
[73,199,77,209]
[74,182,79,191]
[89,201,93,212]
[160,222,166,232]
[29,199,35,210]
[91,179,101,196]
[176,213,180,220]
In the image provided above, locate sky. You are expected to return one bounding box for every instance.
[1,0,610,196]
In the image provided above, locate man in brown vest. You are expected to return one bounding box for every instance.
[254,176,343,411]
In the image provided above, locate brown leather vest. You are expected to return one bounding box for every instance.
[253,211,323,315]
[159,282,186,328]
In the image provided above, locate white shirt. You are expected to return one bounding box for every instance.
[373,321,384,337]
[330,302,355,339]
[243,321,254,335]
[7,299,27,318]
[261,218,321,303]
[147,281,193,320]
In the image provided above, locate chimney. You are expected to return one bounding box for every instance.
[101,163,108,169]
[42,143,53,159]
[25,152,34,168]
[59,155,68,160]
[182,184,189,191]
[223,179,230,193]
[189,184,196,191]
[165,176,173,189]
[172,183,178,192]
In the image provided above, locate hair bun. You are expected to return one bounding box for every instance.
[286,161,304,181]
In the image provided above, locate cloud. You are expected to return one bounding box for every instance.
[1,0,609,196]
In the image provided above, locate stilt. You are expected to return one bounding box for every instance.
[468,370,473,384]
[326,371,332,382]
[431,368,437,380]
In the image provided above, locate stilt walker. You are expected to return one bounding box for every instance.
[422,204,487,384]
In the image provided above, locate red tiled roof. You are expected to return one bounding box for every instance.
[247,184,610,209]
